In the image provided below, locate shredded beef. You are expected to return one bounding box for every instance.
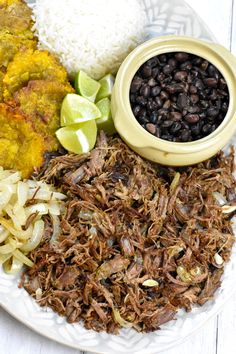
[22,133,236,334]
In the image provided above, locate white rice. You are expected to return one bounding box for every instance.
[32,0,147,79]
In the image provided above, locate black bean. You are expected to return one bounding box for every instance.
[175,52,189,62]
[216,99,222,109]
[148,78,157,87]
[181,121,190,130]
[140,85,151,98]
[156,127,161,138]
[168,58,177,68]
[163,64,174,75]
[199,112,206,119]
[195,79,204,90]
[180,61,192,70]
[152,67,159,78]
[136,96,147,106]
[221,101,228,113]
[130,77,142,93]
[189,85,198,94]
[170,95,177,103]
[219,78,227,89]
[162,120,173,128]
[157,72,165,82]
[150,112,158,124]
[180,129,190,142]
[146,123,156,135]
[199,90,207,100]
[191,123,200,136]
[163,100,171,109]
[201,60,209,71]
[147,99,158,111]
[174,71,188,81]
[151,86,161,97]
[211,124,216,132]
[185,114,200,124]
[177,93,189,109]
[186,106,200,114]
[137,108,147,120]
[130,94,136,103]
[160,91,169,100]
[173,137,181,142]
[209,89,218,100]
[133,105,141,116]
[200,100,209,109]
[190,94,199,104]
[170,122,182,134]
[161,134,173,141]
[192,57,203,66]
[165,84,184,94]
[208,64,219,79]
[159,54,167,63]
[158,108,168,117]
[207,107,219,117]
[155,97,163,107]
[202,124,212,134]
[130,52,228,142]
[169,111,182,121]
[147,57,158,68]
[204,78,218,88]
[142,65,152,78]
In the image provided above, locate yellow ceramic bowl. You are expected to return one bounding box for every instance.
[111,36,236,166]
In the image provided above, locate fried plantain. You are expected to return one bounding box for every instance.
[0,69,5,101]
[0,103,46,178]
[0,30,36,69]
[0,0,34,38]
[13,80,74,151]
[3,49,69,100]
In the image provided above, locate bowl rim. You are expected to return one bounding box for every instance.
[114,35,236,154]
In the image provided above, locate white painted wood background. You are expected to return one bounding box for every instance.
[1,1,236,353]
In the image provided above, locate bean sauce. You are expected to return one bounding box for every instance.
[129,52,229,142]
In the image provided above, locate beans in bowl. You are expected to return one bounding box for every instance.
[130,52,229,142]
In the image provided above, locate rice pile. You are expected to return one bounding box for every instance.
[32,0,147,79]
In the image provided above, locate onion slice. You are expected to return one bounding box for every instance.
[12,249,34,267]
[20,220,44,253]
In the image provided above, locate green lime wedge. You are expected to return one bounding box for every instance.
[75,70,101,102]
[96,98,116,135]
[96,74,115,102]
[60,94,101,126]
[56,120,97,154]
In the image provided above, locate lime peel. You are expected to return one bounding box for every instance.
[60,94,101,126]
[96,98,116,135]
[56,120,97,154]
[75,70,101,102]
[96,74,115,102]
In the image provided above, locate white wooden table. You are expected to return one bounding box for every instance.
[1,1,236,353]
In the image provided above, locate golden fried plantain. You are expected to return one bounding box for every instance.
[0,103,45,178]
[0,69,4,101]
[3,49,69,100]
[13,80,74,151]
[0,0,34,38]
[0,30,36,68]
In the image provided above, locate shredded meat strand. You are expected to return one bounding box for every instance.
[22,134,236,334]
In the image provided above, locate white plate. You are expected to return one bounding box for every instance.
[1,1,235,353]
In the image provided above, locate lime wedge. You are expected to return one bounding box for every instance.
[96,74,115,102]
[75,70,101,102]
[56,120,97,154]
[60,94,101,126]
[96,98,116,135]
